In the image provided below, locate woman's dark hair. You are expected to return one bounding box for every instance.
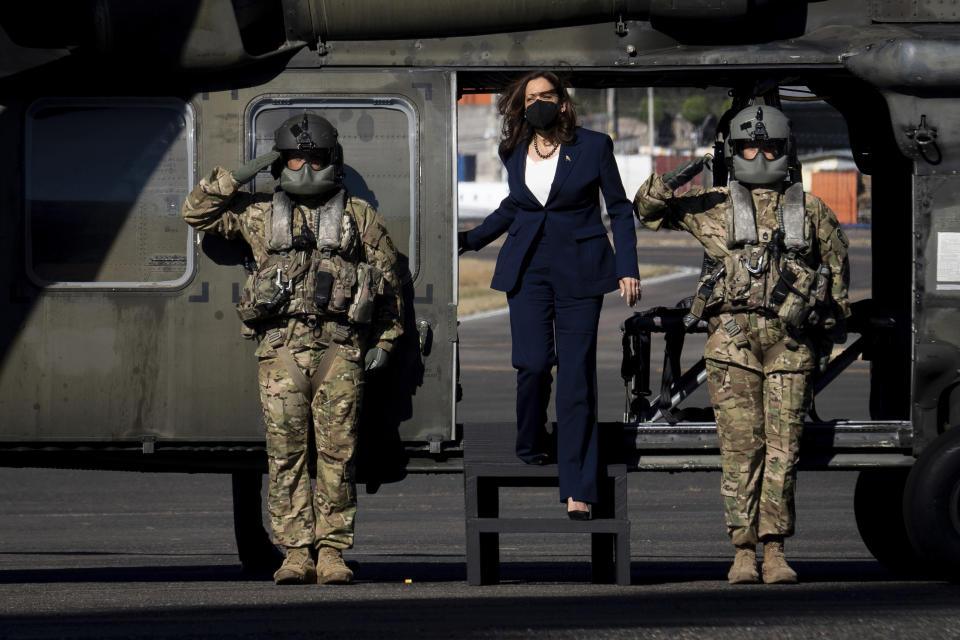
[497,70,577,157]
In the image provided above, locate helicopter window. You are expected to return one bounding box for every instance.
[25,99,195,288]
[249,97,417,279]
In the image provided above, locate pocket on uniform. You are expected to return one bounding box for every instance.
[720,477,739,498]
[723,253,752,303]
[706,361,730,398]
[337,343,362,363]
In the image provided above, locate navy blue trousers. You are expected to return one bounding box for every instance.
[507,233,603,504]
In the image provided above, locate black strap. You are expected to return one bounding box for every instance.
[658,328,686,425]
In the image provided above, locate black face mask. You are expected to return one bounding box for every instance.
[525,100,560,131]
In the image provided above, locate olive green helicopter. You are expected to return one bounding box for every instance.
[0,0,958,577]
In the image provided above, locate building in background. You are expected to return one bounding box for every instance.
[458,91,869,226]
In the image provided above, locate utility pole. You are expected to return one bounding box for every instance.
[647,86,655,151]
[606,88,617,139]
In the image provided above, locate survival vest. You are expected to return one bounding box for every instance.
[235,189,383,328]
[687,182,831,330]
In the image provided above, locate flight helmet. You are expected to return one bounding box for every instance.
[724,104,791,186]
[271,113,343,196]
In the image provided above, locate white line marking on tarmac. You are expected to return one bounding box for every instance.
[458,267,701,323]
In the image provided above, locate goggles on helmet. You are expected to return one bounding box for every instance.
[284,149,331,171]
[733,139,786,160]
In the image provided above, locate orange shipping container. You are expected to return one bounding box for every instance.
[809,170,858,226]
[458,93,494,105]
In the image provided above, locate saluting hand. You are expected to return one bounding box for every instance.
[619,277,641,307]
[232,150,281,185]
[662,155,710,191]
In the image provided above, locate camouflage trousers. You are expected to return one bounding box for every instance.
[257,345,363,550]
[705,312,814,547]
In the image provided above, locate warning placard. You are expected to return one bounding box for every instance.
[937,232,960,289]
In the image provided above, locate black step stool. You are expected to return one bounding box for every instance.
[464,422,630,585]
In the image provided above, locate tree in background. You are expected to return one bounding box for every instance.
[558,86,732,147]
[681,95,710,126]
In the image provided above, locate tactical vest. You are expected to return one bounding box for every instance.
[694,182,830,330]
[235,189,383,328]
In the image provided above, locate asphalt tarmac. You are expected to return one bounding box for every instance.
[4,235,960,638]
[3,469,960,639]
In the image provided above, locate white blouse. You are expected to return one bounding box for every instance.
[525,150,560,207]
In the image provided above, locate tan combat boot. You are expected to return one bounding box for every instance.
[762,537,798,584]
[273,547,317,585]
[727,544,760,584]
[316,546,354,585]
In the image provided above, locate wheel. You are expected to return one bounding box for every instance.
[231,472,283,574]
[904,426,960,579]
[854,468,930,576]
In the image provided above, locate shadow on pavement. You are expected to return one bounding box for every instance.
[0,558,917,586]
[2,583,959,639]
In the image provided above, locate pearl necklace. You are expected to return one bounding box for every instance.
[533,136,559,159]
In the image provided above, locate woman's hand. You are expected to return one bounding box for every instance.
[619,277,641,307]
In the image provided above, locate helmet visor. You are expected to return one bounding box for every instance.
[734,139,786,161]
[285,149,331,171]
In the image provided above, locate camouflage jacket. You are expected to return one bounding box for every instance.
[182,167,403,357]
[633,173,851,323]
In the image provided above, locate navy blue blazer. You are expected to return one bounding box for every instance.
[464,127,639,298]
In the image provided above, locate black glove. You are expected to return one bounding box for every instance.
[818,351,831,375]
[663,156,708,191]
[826,317,848,345]
[458,230,470,256]
[232,150,281,184]
[364,347,389,372]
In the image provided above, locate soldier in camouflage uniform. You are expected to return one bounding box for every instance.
[182,114,403,585]
[633,104,850,584]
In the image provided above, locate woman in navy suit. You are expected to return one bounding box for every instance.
[460,71,641,519]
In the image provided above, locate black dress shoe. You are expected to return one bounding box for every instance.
[521,453,554,465]
[567,509,591,521]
